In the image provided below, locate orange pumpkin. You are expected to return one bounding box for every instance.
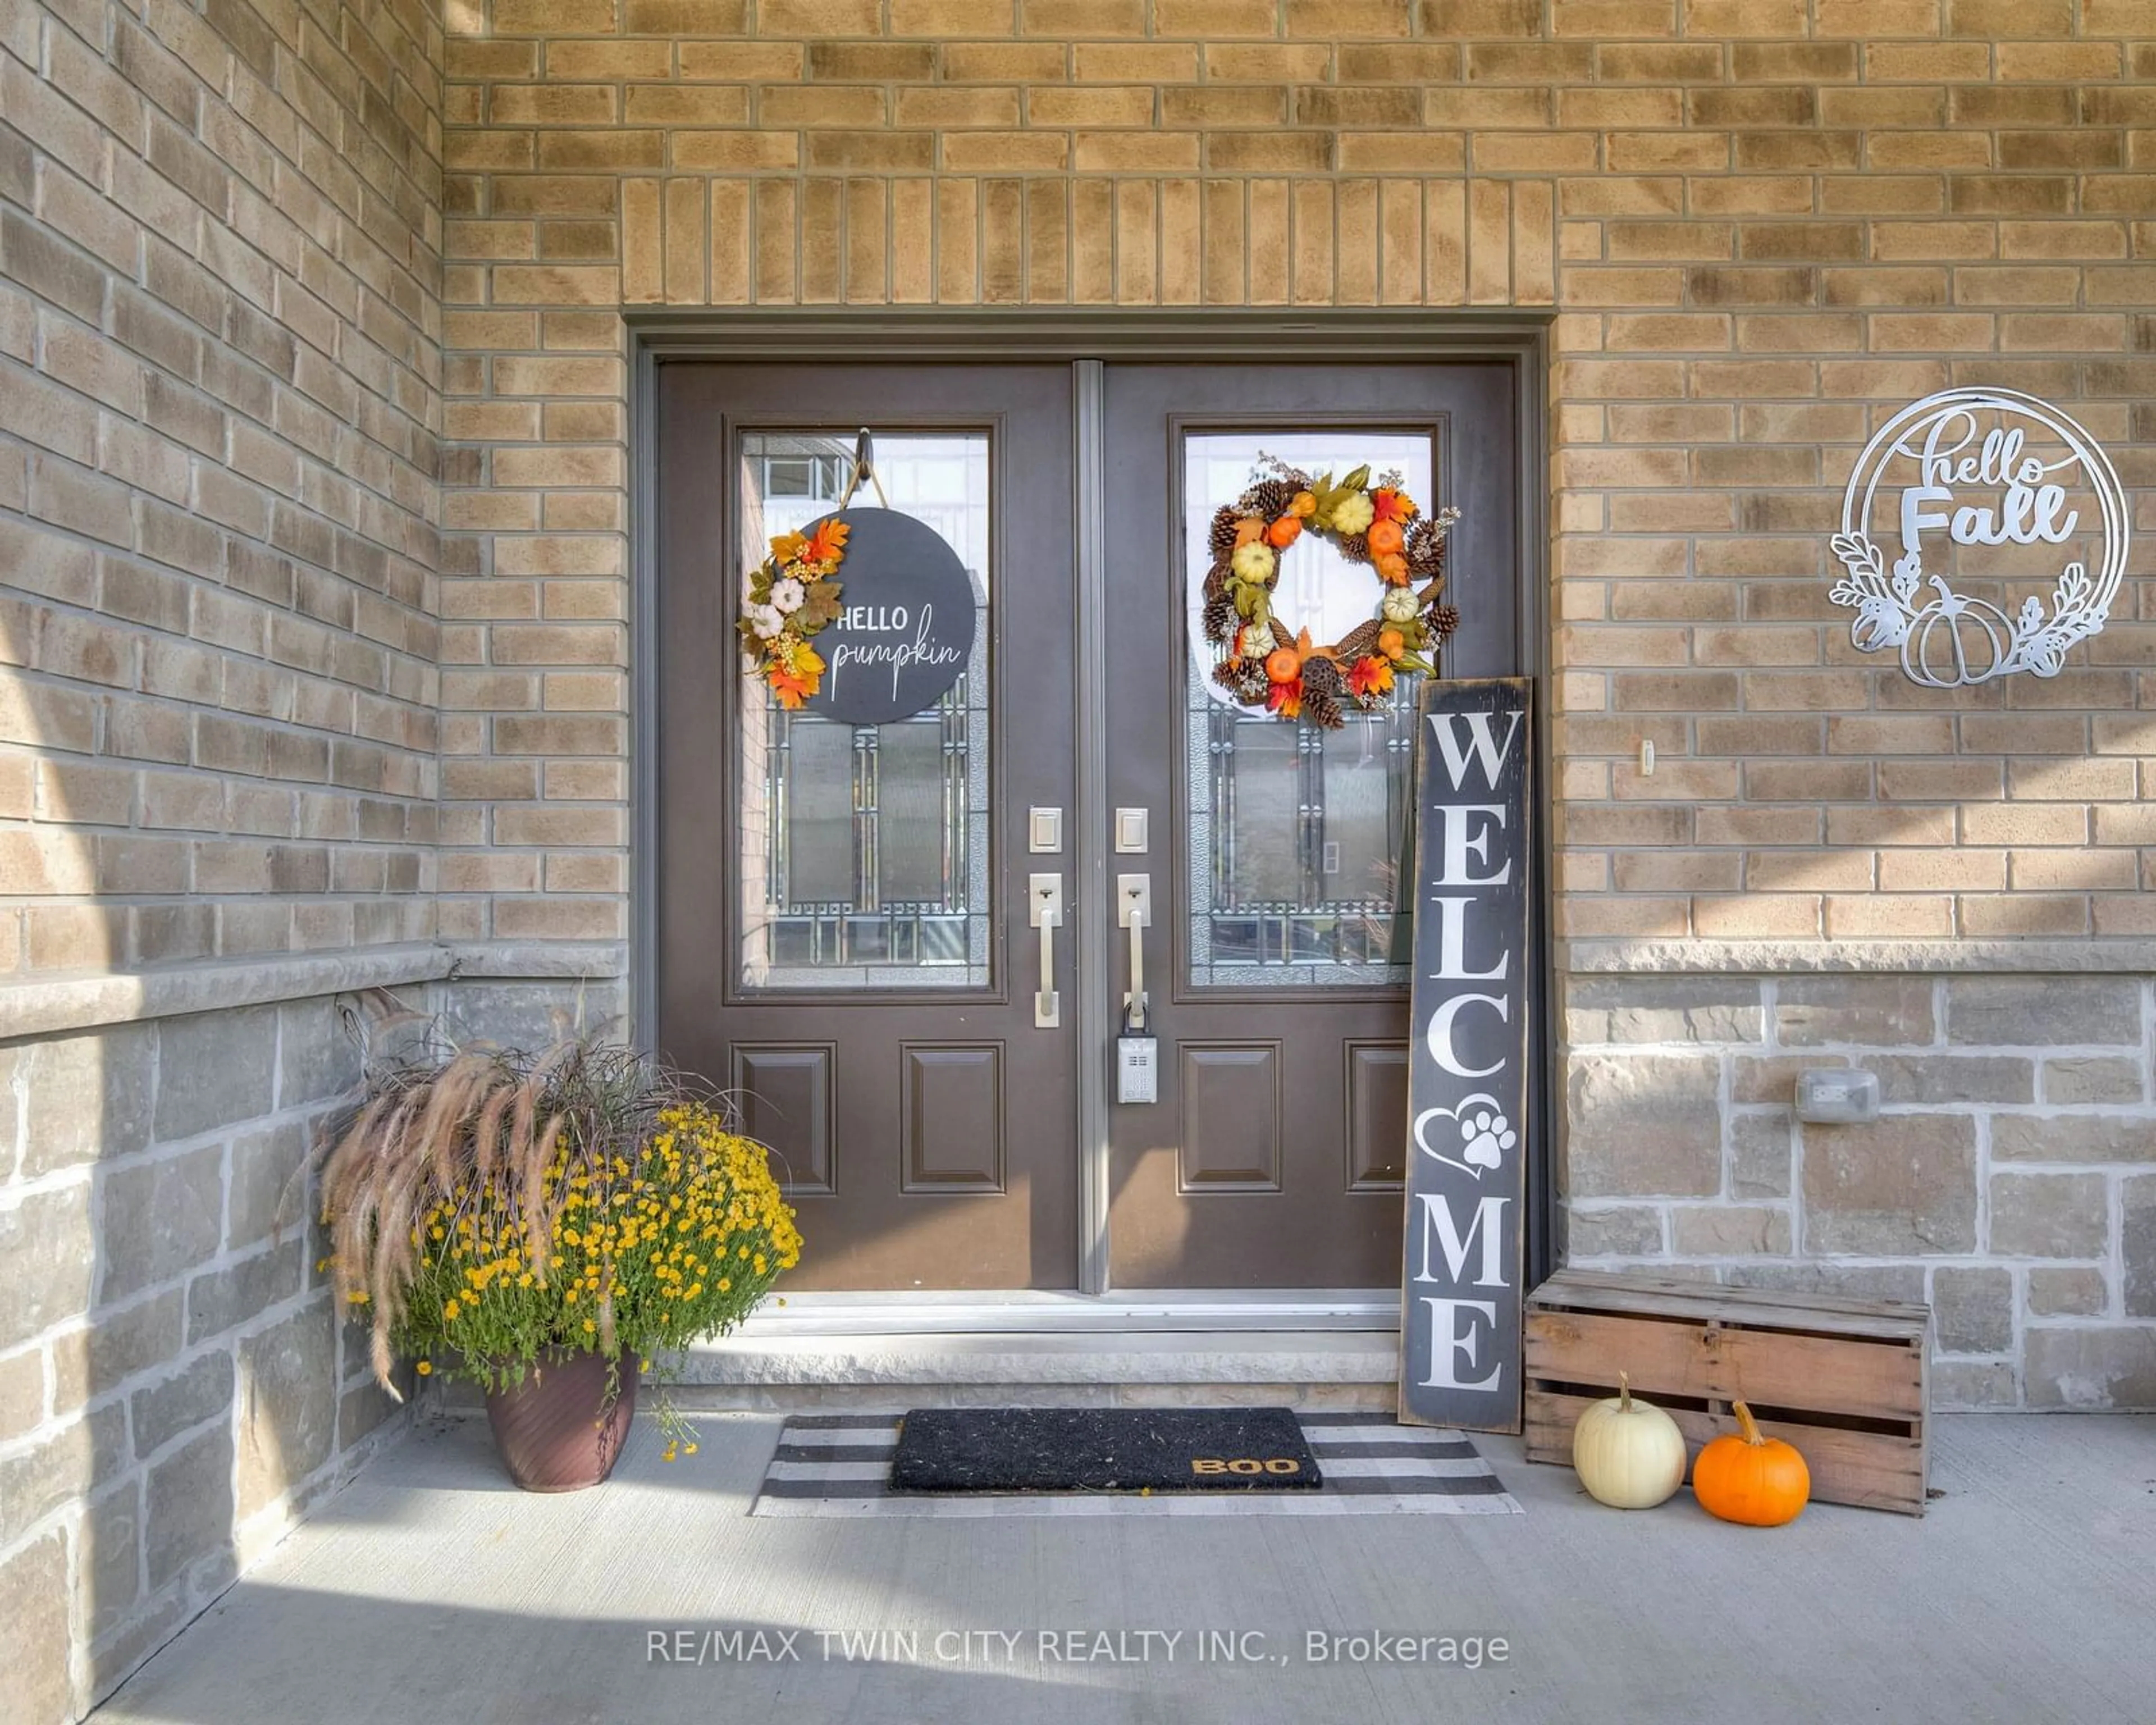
[1267,515,1303,550]
[1377,627,1406,660]
[1692,1401,1810,1526]
[1264,645,1302,685]
[1365,518,1405,558]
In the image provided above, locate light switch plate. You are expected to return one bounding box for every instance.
[1028,806,1062,853]
[1115,807,1147,853]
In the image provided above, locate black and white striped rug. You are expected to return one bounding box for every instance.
[750,1411,1521,1517]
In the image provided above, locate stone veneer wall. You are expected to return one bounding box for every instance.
[1,996,402,1723]
[1565,971,2156,1408]
[0,972,616,1725]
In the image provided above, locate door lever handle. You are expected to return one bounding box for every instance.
[1117,873,1151,1032]
[1029,873,1063,1028]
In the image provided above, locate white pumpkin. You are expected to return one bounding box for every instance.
[1572,1371,1687,1509]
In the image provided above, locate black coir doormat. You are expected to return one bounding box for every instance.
[889,1407,1322,1494]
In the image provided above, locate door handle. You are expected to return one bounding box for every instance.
[1117,873,1151,1032]
[1029,873,1063,1028]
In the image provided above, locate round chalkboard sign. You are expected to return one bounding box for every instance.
[802,508,977,726]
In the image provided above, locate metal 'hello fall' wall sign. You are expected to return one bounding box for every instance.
[1830,387,2130,689]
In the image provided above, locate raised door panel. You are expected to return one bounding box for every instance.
[1344,1041,1409,1193]
[1177,1043,1283,1193]
[730,1044,835,1195]
[901,1043,1004,1193]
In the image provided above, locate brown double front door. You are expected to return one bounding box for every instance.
[655,357,1520,1295]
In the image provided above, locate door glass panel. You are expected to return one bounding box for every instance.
[1184,431,1435,988]
[736,431,992,990]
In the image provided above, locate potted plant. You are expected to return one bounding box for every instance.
[315,1033,801,1490]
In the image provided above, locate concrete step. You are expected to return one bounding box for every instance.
[669,1329,1402,1411]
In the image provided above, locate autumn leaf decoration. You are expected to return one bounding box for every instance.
[740,516,851,707]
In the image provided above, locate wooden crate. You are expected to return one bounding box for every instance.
[1524,1271,1931,1516]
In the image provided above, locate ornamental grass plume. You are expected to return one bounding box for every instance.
[307,1017,800,1455]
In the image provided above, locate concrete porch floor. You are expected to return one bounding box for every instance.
[95,1411,2156,1725]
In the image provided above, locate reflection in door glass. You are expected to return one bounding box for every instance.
[1184,432,1435,988]
[736,433,992,989]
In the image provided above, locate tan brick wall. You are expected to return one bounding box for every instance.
[436,0,2154,953]
[0,0,444,976]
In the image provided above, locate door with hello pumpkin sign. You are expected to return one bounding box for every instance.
[655,355,1524,1295]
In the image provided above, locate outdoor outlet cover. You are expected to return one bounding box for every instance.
[1795,1068,1880,1125]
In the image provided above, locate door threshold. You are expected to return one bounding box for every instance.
[739,1289,1401,1336]
[677,1327,1400,1402]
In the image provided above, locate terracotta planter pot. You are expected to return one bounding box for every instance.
[483,1348,639,1491]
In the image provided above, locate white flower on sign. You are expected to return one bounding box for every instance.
[1829,387,2128,688]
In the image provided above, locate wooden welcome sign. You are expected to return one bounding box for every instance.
[1397,677,1532,1433]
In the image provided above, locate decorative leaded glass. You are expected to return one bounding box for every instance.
[1183,432,1436,989]
[735,432,993,991]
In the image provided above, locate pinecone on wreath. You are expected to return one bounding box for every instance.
[1244,478,1295,521]
[1336,530,1371,564]
[1301,686,1343,729]
[1228,661,1271,703]
[1408,519,1447,578]
[1430,604,1460,638]
[1209,508,1243,556]
[1201,592,1236,643]
[1336,619,1383,661]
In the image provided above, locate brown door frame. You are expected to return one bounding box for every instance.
[629,311,1557,1309]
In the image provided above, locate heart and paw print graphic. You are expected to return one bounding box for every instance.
[1412,1092,1518,1178]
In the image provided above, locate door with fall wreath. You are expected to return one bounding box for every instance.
[654,354,1522,1295]
[1098,362,1522,1289]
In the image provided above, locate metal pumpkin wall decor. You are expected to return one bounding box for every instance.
[1829,387,2130,690]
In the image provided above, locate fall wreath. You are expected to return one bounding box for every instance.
[1202,457,1460,727]
[739,515,849,709]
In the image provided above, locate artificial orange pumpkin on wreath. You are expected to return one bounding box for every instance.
[1692,1401,1811,1526]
